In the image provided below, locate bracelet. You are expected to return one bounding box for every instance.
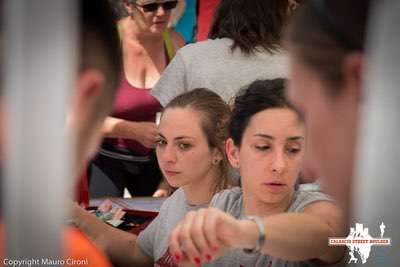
[242,216,266,254]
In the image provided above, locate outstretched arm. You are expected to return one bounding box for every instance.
[70,203,153,267]
[102,116,158,148]
[169,202,345,265]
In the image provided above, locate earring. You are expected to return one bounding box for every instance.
[213,159,220,165]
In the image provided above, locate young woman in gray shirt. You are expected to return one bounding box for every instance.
[169,79,346,267]
[71,89,231,267]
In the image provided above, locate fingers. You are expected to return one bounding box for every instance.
[135,122,158,148]
[98,199,113,212]
[169,223,185,264]
[203,208,222,253]
[144,131,159,148]
[169,208,226,265]
[179,211,202,265]
[191,209,214,262]
[152,189,169,197]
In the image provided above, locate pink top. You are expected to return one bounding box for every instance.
[104,77,162,156]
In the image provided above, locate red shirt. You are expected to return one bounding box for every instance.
[105,77,162,156]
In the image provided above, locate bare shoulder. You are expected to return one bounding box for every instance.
[170,30,186,50]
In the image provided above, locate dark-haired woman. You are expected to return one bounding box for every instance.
[151,0,301,106]
[169,79,346,267]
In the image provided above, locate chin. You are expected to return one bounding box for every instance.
[150,25,167,34]
[164,175,184,188]
[257,190,288,205]
[260,195,283,204]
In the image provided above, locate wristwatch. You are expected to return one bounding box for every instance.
[242,216,266,254]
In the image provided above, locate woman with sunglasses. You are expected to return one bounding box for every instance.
[88,0,185,199]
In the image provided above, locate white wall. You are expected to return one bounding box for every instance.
[353,0,400,266]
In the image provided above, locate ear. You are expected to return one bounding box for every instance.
[71,69,105,170]
[225,138,240,168]
[342,52,364,103]
[123,0,134,14]
[67,69,104,129]
[75,69,105,110]
[288,0,300,13]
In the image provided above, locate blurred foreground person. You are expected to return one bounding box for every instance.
[285,0,371,220]
[2,0,122,266]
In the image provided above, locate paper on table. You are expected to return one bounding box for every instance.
[90,197,166,213]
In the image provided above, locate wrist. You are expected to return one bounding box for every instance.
[238,219,259,249]
[241,216,266,253]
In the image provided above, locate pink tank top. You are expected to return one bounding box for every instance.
[104,77,162,156]
[104,39,173,156]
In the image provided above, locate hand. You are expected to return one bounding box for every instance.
[169,208,255,266]
[152,189,169,197]
[153,178,174,197]
[131,122,159,148]
[98,199,113,212]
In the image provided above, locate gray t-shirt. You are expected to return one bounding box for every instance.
[208,187,345,267]
[151,38,288,106]
[137,188,208,266]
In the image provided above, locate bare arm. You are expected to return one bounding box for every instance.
[102,116,158,148]
[70,204,153,267]
[239,202,345,262]
[169,202,345,265]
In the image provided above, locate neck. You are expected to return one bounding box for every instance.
[242,189,295,217]
[182,170,219,206]
[119,17,164,45]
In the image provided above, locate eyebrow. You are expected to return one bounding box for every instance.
[158,133,195,141]
[253,134,304,141]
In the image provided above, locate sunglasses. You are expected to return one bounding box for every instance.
[136,1,178,13]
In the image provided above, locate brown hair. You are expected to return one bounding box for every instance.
[80,0,122,119]
[286,0,371,93]
[164,88,231,194]
[209,0,292,55]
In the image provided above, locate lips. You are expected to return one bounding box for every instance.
[265,182,286,186]
[164,170,180,176]
[263,181,286,193]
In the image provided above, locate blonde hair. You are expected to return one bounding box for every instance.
[110,0,185,28]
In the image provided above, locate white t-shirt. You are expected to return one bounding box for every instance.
[151,38,288,106]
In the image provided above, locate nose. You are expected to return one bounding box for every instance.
[158,144,177,164]
[155,4,167,16]
[271,151,286,174]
